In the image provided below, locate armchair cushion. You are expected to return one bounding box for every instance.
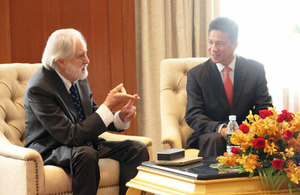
[0,63,153,195]
[160,58,208,156]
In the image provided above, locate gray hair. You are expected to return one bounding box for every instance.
[42,29,87,70]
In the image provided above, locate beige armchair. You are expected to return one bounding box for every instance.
[0,63,153,195]
[160,58,208,157]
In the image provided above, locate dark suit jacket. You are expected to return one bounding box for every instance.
[185,56,273,145]
[24,66,118,160]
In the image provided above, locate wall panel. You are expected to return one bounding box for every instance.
[0,0,11,62]
[1,0,137,135]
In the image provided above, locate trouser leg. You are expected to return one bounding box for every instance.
[188,132,226,158]
[97,140,149,195]
[198,132,226,157]
[43,146,100,195]
[71,146,100,195]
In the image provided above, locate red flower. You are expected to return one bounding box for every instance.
[259,109,273,119]
[277,114,286,122]
[239,124,249,134]
[277,110,294,122]
[253,138,265,149]
[283,130,294,140]
[231,147,241,154]
[272,158,284,170]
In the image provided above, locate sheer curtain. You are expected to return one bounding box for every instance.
[220,0,300,113]
[135,0,220,156]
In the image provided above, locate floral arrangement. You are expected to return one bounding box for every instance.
[217,108,300,193]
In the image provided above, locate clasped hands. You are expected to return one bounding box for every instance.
[103,83,139,122]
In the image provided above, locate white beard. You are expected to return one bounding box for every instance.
[65,63,88,81]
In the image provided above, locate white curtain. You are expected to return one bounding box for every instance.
[219,0,300,114]
[135,0,220,156]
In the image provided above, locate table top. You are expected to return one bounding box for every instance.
[142,156,250,180]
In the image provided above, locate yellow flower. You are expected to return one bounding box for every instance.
[283,159,300,184]
[285,148,294,158]
[246,110,254,123]
[280,152,287,160]
[290,174,300,184]
[231,131,254,150]
[217,153,241,168]
[238,154,261,173]
[264,141,278,156]
[287,136,300,153]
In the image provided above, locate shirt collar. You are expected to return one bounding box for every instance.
[55,70,73,92]
[216,54,237,73]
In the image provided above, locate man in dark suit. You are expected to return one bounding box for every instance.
[185,17,273,157]
[24,29,149,195]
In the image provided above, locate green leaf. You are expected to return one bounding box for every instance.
[294,131,300,138]
[292,182,300,194]
[264,134,270,140]
[288,181,292,194]
[272,170,283,188]
[272,171,286,190]
[209,163,219,169]
[261,168,269,188]
[293,153,300,164]
[261,160,271,167]
[239,168,246,174]
[258,169,266,189]
[275,175,287,190]
[249,171,255,177]
[216,164,244,172]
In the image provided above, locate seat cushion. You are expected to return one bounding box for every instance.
[44,158,119,194]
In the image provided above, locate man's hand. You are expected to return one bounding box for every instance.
[103,83,140,110]
[220,127,227,139]
[119,99,137,122]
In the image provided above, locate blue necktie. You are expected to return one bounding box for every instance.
[70,83,85,122]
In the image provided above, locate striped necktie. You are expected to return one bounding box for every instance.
[70,83,85,122]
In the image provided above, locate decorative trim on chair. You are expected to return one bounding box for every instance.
[99,184,119,189]
[162,140,174,148]
[0,152,40,194]
[26,158,39,195]
[146,143,152,147]
[45,191,72,195]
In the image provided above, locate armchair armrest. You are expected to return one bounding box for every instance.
[161,115,183,150]
[100,132,153,161]
[161,117,199,157]
[0,133,45,194]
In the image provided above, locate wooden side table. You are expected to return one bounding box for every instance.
[126,159,296,195]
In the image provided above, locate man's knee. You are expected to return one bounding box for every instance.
[200,133,225,143]
[126,140,149,161]
[72,146,98,165]
[132,140,147,150]
[207,132,225,142]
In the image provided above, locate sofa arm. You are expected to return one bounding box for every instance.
[161,115,184,150]
[161,119,199,157]
[100,132,153,161]
[0,133,45,194]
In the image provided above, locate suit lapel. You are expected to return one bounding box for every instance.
[208,61,231,112]
[232,56,246,112]
[44,68,79,122]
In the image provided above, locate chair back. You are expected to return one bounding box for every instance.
[160,58,208,149]
[0,63,41,146]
